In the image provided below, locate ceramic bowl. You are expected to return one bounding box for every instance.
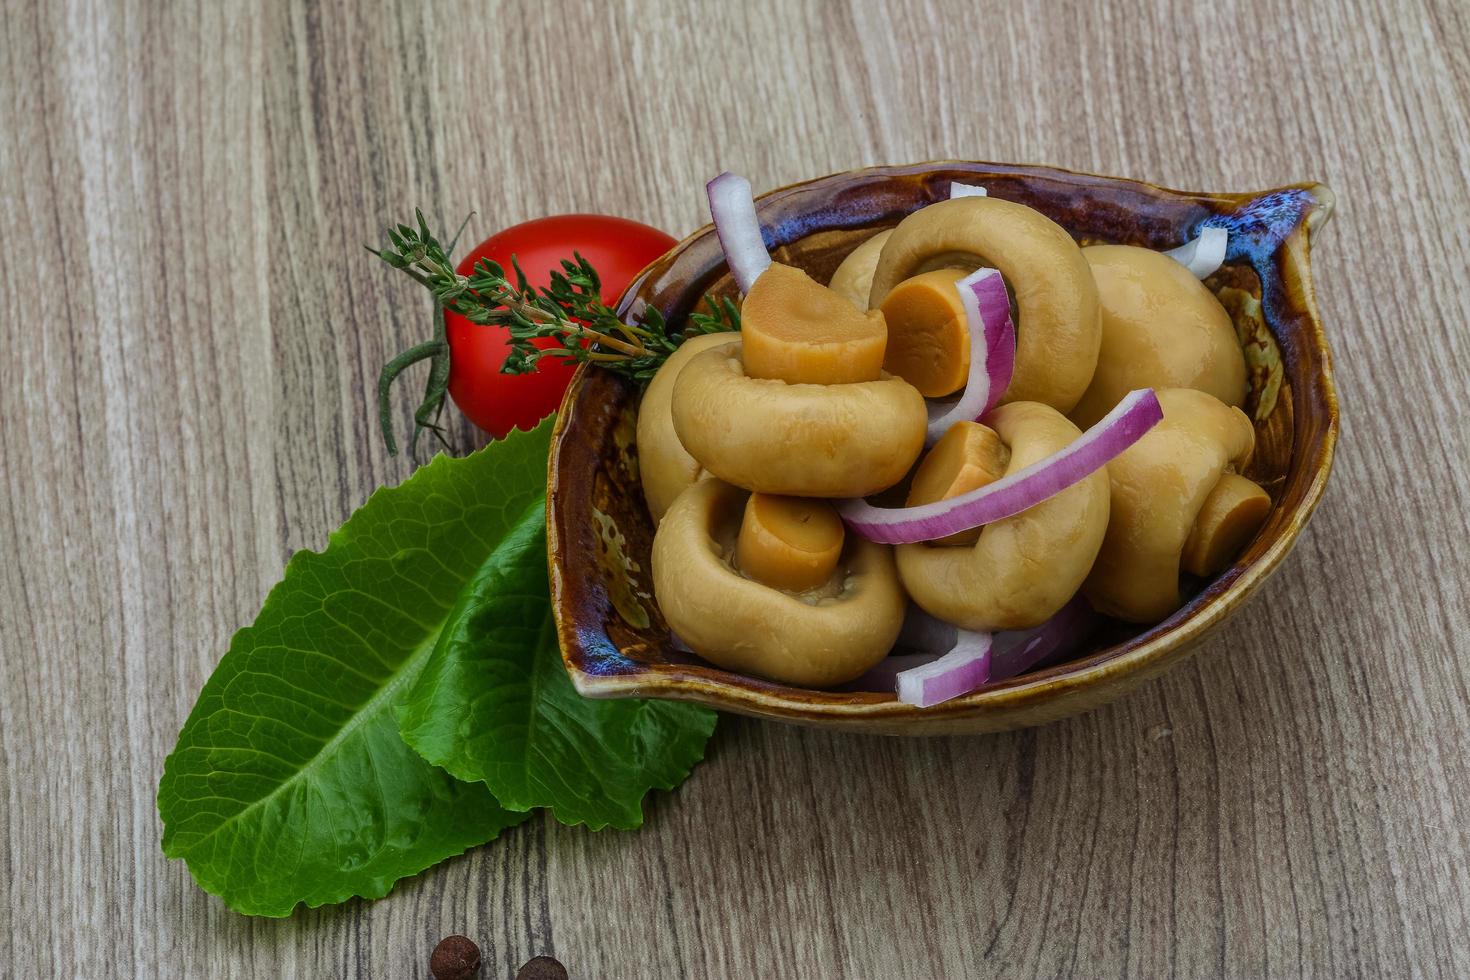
[547,161,1337,736]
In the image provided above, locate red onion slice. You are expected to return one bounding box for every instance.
[925,268,1016,444]
[989,595,1100,682]
[841,388,1164,544]
[706,172,771,294]
[848,596,1099,696]
[949,182,988,199]
[1163,226,1228,279]
[897,630,993,707]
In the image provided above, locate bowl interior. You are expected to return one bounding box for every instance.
[548,161,1337,733]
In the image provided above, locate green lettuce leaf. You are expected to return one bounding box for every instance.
[398,508,718,831]
[157,421,554,916]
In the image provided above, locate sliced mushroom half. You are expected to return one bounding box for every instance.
[652,479,906,687]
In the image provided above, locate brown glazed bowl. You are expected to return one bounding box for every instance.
[547,161,1338,735]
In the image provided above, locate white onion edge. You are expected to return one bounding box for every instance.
[1163,226,1228,279]
[896,630,993,708]
[706,171,771,294]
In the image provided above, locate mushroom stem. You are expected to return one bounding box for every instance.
[904,422,1010,547]
[734,493,845,593]
[878,268,973,397]
[740,263,888,385]
[1181,473,1271,577]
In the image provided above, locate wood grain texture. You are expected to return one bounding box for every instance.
[2,0,1467,976]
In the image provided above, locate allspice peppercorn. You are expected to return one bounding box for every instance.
[430,935,481,980]
[515,955,568,980]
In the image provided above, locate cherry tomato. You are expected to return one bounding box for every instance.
[445,214,678,438]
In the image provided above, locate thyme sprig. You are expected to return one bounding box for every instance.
[369,210,738,455]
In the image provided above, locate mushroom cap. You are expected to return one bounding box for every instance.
[670,341,927,497]
[1069,245,1248,428]
[636,331,741,523]
[896,402,1111,631]
[867,197,1102,413]
[827,229,893,309]
[1083,388,1257,623]
[652,479,906,687]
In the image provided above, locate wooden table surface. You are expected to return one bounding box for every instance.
[4,0,1469,976]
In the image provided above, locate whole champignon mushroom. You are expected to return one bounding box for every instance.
[866,197,1102,414]
[671,343,926,497]
[1084,387,1269,622]
[636,330,740,523]
[1068,245,1248,428]
[826,229,892,309]
[652,479,906,687]
[670,264,927,498]
[895,402,1111,631]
